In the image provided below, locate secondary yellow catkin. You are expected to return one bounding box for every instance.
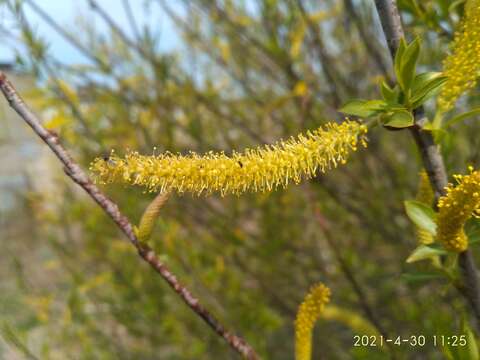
[438,0,480,112]
[295,283,331,360]
[90,120,367,196]
[136,192,170,243]
[416,171,434,245]
[437,168,480,252]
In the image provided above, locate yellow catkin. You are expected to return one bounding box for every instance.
[416,171,435,244]
[438,0,480,112]
[437,167,480,252]
[295,283,331,360]
[90,120,367,196]
[136,192,170,243]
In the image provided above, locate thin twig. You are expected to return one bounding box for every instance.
[342,0,393,84]
[0,72,259,360]
[314,210,390,336]
[372,0,480,329]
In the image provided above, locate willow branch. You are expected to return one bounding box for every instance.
[0,72,259,360]
[372,0,480,328]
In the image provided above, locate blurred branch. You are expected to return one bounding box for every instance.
[310,203,390,341]
[24,0,110,71]
[87,0,157,64]
[295,0,346,108]
[342,0,393,84]
[121,0,141,42]
[0,73,259,360]
[373,0,480,329]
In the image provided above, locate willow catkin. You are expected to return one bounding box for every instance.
[90,120,367,196]
[295,283,331,360]
[437,168,480,252]
[438,0,480,112]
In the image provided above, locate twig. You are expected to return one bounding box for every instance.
[313,210,390,338]
[372,0,480,329]
[342,0,393,84]
[0,72,259,360]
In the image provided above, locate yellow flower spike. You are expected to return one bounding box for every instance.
[295,283,331,360]
[416,171,435,245]
[90,120,367,196]
[438,0,480,112]
[135,192,171,243]
[437,168,480,252]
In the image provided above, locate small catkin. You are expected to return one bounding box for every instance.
[437,167,480,252]
[136,192,170,243]
[438,0,480,112]
[90,120,367,196]
[415,171,435,245]
[295,283,331,360]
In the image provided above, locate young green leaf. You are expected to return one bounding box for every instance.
[401,271,445,284]
[394,38,408,89]
[339,99,387,118]
[404,200,437,235]
[380,81,396,103]
[406,245,447,263]
[449,0,467,13]
[400,38,421,91]
[458,319,479,360]
[411,75,448,109]
[383,109,414,128]
[444,107,480,128]
[412,72,443,93]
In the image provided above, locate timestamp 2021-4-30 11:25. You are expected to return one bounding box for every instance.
[353,334,468,348]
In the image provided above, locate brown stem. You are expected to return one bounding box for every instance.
[372,0,480,329]
[0,72,259,360]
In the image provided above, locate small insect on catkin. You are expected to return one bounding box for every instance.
[437,167,480,252]
[90,120,367,196]
[438,0,480,112]
[295,283,331,360]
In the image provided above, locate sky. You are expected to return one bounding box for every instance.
[0,0,181,64]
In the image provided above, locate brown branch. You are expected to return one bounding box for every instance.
[0,72,259,360]
[372,0,480,329]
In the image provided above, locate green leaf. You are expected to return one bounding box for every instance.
[394,38,407,89]
[400,38,421,91]
[466,218,480,245]
[412,72,443,93]
[444,107,480,128]
[449,0,467,13]
[406,245,447,263]
[404,200,437,235]
[422,121,449,142]
[401,271,444,284]
[380,81,396,102]
[411,75,448,108]
[339,99,387,118]
[383,109,414,128]
[458,319,479,360]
